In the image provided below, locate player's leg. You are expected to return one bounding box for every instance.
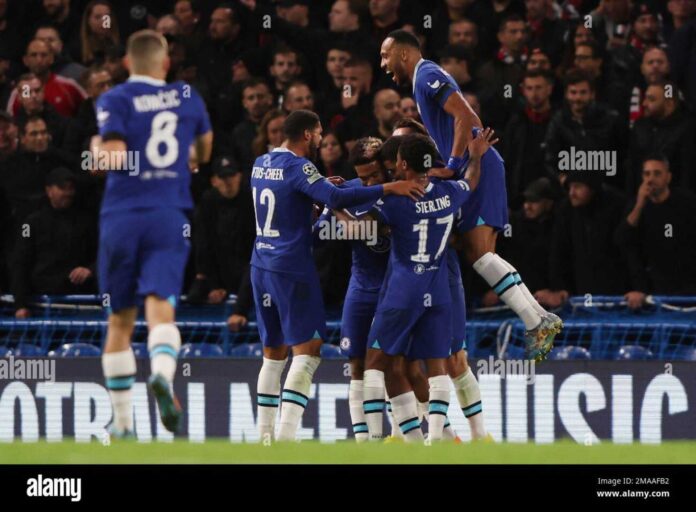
[251,266,288,441]
[102,308,137,437]
[363,347,388,440]
[98,212,138,438]
[144,296,183,433]
[274,271,325,442]
[384,354,423,442]
[413,306,452,442]
[340,299,373,443]
[447,350,488,440]
[139,208,190,433]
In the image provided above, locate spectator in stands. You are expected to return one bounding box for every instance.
[73,0,121,66]
[64,66,111,155]
[664,0,696,43]
[222,77,273,172]
[318,130,355,179]
[469,0,526,58]
[155,15,182,37]
[11,167,97,318]
[487,177,557,306]
[476,14,528,130]
[369,0,402,44]
[99,44,127,85]
[35,24,86,83]
[335,56,375,149]
[7,39,86,118]
[0,110,16,161]
[544,70,626,189]
[269,45,303,100]
[174,0,205,44]
[622,47,671,127]
[525,0,568,66]
[557,20,599,78]
[188,155,256,311]
[1,116,75,234]
[616,155,696,307]
[10,74,70,152]
[38,0,81,53]
[325,42,352,90]
[399,96,419,121]
[502,70,555,208]
[448,17,479,50]
[252,109,286,157]
[282,80,314,113]
[428,0,476,56]
[546,172,628,305]
[367,88,401,140]
[626,81,696,194]
[438,44,478,92]
[590,0,632,49]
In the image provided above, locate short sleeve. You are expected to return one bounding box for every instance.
[96,91,129,141]
[418,66,458,108]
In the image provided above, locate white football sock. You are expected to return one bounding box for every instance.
[451,368,487,439]
[427,375,450,441]
[277,355,320,441]
[349,379,368,442]
[496,255,547,315]
[102,348,136,432]
[363,369,386,440]
[473,252,541,330]
[390,391,424,442]
[147,323,181,383]
[257,357,287,441]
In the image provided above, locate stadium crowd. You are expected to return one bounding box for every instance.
[0,0,695,327]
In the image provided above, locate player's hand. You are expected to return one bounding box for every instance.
[383,180,424,201]
[468,127,498,160]
[188,145,199,173]
[227,314,248,332]
[208,289,228,304]
[428,167,455,179]
[15,308,30,319]
[69,267,92,285]
[327,176,345,186]
[624,291,646,310]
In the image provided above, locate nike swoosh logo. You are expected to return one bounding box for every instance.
[427,80,441,89]
[354,210,369,216]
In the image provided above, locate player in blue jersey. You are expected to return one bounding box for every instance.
[380,30,562,361]
[93,30,213,436]
[365,132,492,442]
[250,110,424,442]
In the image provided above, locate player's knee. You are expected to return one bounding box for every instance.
[350,359,365,379]
[447,350,469,378]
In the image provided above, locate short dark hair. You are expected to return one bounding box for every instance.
[642,153,670,170]
[379,135,404,164]
[393,117,428,135]
[343,56,371,69]
[19,115,46,135]
[386,29,420,49]
[271,43,297,62]
[283,109,320,141]
[397,134,438,174]
[576,40,602,59]
[523,69,554,84]
[34,23,61,39]
[499,14,525,33]
[563,69,594,91]
[241,76,270,95]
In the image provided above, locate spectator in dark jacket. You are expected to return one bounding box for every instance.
[544,70,627,189]
[11,167,97,318]
[187,156,256,328]
[668,18,696,111]
[486,177,557,307]
[546,173,628,305]
[626,81,696,194]
[12,73,70,149]
[615,155,696,308]
[502,69,554,208]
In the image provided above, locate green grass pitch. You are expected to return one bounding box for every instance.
[2,440,695,464]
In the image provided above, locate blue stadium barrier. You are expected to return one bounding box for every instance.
[547,345,592,360]
[50,342,102,358]
[1,294,694,359]
[180,342,225,358]
[615,345,655,360]
[131,342,149,359]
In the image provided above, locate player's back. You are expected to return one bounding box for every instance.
[250,148,319,277]
[375,178,471,308]
[96,78,210,214]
